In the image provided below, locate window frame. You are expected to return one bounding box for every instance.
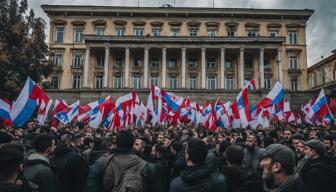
[55,25,64,43]
[73,27,84,43]
[207,76,216,90]
[95,75,103,89]
[72,74,81,89]
[114,76,122,88]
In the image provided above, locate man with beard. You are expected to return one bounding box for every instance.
[243,134,265,174]
[281,130,294,152]
[151,144,170,192]
[260,144,304,192]
[323,135,336,165]
[133,138,145,158]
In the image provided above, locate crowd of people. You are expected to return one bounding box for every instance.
[0,120,336,192]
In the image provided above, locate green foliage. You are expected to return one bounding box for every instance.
[0,0,51,100]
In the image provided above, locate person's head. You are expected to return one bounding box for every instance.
[116,130,135,149]
[302,139,325,160]
[60,132,73,145]
[73,134,83,148]
[309,130,318,140]
[323,135,335,152]
[260,144,296,189]
[14,128,24,138]
[170,140,183,156]
[226,145,244,165]
[0,147,23,183]
[0,132,12,147]
[133,138,145,154]
[33,134,55,155]
[283,129,292,142]
[245,134,257,150]
[185,138,207,166]
[157,133,164,144]
[151,144,164,159]
[292,134,305,150]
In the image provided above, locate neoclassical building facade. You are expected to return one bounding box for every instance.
[42,5,313,91]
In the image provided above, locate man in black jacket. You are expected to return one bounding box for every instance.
[86,130,163,192]
[169,138,227,192]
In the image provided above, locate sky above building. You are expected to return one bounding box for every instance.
[28,0,336,67]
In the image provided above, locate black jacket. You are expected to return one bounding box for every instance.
[264,173,304,192]
[0,183,22,192]
[172,149,187,179]
[169,165,227,192]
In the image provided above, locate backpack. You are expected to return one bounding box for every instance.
[102,153,147,192]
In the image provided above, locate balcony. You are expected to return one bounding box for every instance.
[206,67,217,75]
[168,66,179,75]
[113,65,123,75]
[150,66,160,74]
[53,65,63,72]
[264,68,273,75]
[71,64,82,73]
[245,68,254,76]
[225,68,235,77]
[288,68,301,77]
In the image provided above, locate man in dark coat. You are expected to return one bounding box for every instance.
[169,138,227,192]
[260,144,304,192]
[244,134,265,174]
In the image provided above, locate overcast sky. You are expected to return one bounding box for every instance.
[28,0,336,67]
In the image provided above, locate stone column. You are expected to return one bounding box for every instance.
[259,48,264,89]
[220,48,225,89]
[277,48,283,83]
[144,47,149,88]
[162,48,167,88]
[181,48,186,88]
[201,48,206,89]
[103,46,109,88]
[124,47,130,88]
[239,47,245,88]
[83,46,90,88]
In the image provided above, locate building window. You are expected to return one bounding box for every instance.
[54,53,63,66]
[322,68,327,83]
[114,76,122,88]
[168,58,177,68]
[169,76,177,89]
[189,58,197,69]
[55,26,64,43]
[115,58,123,67]
[171,28,180,36]
[115,27,125,36]
[95,27,105,36]
[96,55,104,67]
[264,77,272,89]
[74,27,84,43]
[264,59,271,69]
[289,31,298,45]
[151,76,159,86]
[207,28,217,37]
[151,58,160,68]
[207,58,216,68]
[189,76,197,89]
[133,75,141,89]
[269,31,278,37]
[95,75,103,89]
[226,78,234,90]
[72,74,81,89]
[152,28,161,36]
[245,58,253,69]
[72,53,83,66]
[225,58,233,69]
[207,76,216,90]
[291,79,298,91]
[289,55,299,69]
[247,31,258,37]
[134,58,142,67]
[134,27,144,36]
[51,75,60,89]
[227,27,236,37]
[189,29,198,37]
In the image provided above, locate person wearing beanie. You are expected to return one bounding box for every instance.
[300,139,336,192]
[260,144,304,192]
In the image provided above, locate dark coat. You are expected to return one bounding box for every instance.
[169,165,227,192]
[172,149,187,178]
[0,183,22,192]
[243,147,265,174]
[264,173,304,192]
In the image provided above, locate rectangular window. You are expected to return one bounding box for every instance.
[114,76,122,88]
[323,68,327,83]
[72,53,83,66]
[189,76,197,89]
[95,27,105,36]
[133,75,142,89]
[115,58,123,67]
[95,75,103,89]
[207,76,216,90]
[96,55,104,67]
[247,31,258,37]
[171,28,180,36]
[51,75,60,89]
[189,29,198,37]
[72,74,81,89]
[168,58,177,68]
[54,53,63,66]
[134,58,143,67]
[264,59,271,69]
[226,78,234,90]
[151,58,160,68]
[228,30,236,37]
[225,58,233,69]
[207,58,216,68]
[289,31,298,44]
[264,77,272,89]
[291,79,298,91]
[188,58,197,69]
[55,26,64,43]
[115,27,125,36]
[207,28,217,37]
[151,76,159,86]
[269,31,278,37]
[74,27,84,43]
[289,55,298,69]
[152,28,161,36]
[169,76,178,90]
[134,27,144,36]
[245,58,253,69]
